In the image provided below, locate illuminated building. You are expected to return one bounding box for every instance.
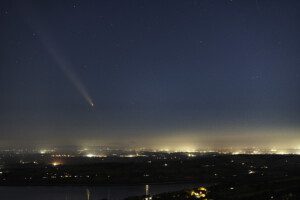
[190,186,207,199]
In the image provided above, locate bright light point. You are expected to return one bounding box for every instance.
[52,162,61,166]
[270,148,277,152]
[187,153,196,157]
[123,154,138,158]
[40,150,46,154]
[86,153,95,158]
[232,151,242,155]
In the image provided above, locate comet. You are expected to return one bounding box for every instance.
[20,4,94,107]
[40,35,94,107]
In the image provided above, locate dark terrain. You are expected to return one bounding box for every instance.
[0,152,299,199]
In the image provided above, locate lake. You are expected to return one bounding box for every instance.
[0,183,201,200]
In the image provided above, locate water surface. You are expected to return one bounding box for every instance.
[0,183,201,200]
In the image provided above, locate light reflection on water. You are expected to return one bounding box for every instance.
[0,183,200,200]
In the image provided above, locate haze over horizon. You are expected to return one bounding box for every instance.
[1,0,299,149]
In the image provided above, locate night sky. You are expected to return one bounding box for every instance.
[1,0,299,149]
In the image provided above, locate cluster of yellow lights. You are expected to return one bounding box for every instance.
[51,154,73,158]
[39,149,56,154]
[124,154,139,158]
[85,153,106,158]
[190,187,207,199]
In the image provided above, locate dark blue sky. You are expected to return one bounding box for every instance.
[0,0,299,149]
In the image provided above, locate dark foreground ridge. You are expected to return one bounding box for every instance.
[125,177,300,200]
[0,151,299,199]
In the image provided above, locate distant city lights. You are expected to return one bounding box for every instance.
[52,162,62,166]
[86,153,96,158]
[85,153,106,158]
